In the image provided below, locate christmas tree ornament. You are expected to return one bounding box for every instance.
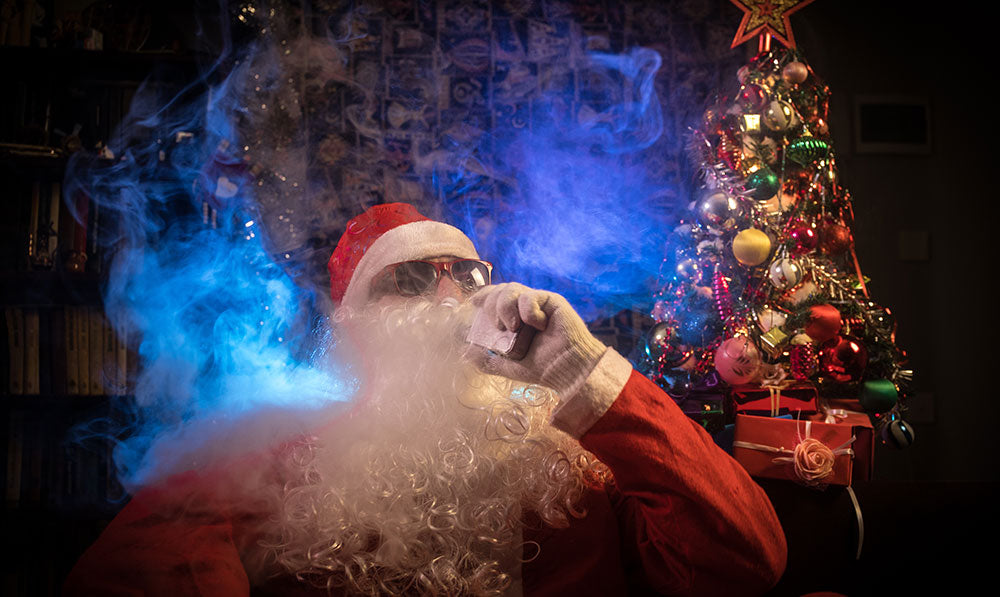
[789,344,818,379]
[818,335,868,383]
[882,417,915,449]
[762,99,798,133]
[717,134,742,170]
[697,191,741,230]
[712,268,735,322]
[859,379,899,412]
[782,61,809,84]
[768,257,803,290]
[819,220,852,254]
[790,332,813,345]
[673,257,702,284]
[760,190,798,215]
[739,113,763,136]
[786,136,829,165]
[715,336,762,385]
[787,281,819,305]
[732,228,772,266]
[729,0,818,48]
[646,321,693,369]
[746,167,780,200]
[757,307,787,331]
[739,84,769,112]
[742,135,778,165]
[786,221,819,255]
[804,303,842,343]
[759,326,790,357]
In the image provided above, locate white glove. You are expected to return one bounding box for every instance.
[468,283,608,398]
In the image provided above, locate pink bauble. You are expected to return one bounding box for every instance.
[787,222,819,255]
[714,336,761,385]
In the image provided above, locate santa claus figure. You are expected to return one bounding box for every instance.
[65,203,786,596]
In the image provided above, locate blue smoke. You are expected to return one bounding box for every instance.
[66,41,355,491]
[65,6,683,491]
[439,47,677,321]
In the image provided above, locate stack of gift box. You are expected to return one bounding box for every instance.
[674,380,874,488]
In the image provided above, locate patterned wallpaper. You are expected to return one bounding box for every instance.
[235,0,749,340]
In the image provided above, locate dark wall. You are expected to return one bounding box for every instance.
[794,2,996,481]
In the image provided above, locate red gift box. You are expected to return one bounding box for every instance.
[732,413,873,486]
[822,396,865,414]
[729,382,819,417]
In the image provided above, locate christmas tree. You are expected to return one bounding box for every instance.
[640,38,915,459]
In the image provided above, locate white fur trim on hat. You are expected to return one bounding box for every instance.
[340,220,480,310]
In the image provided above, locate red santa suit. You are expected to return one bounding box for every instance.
[64,203,786,595]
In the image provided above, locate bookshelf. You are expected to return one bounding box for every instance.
[1,32,197,597]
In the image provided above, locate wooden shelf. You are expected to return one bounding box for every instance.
[0,46,199,83]
[0,393,125,413]
[0,270,103,305]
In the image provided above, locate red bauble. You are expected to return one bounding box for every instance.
[804,304,842,343]
[739,84,769,112]
[786,222,819,255]
[789,344,818,380]
[819,335,868,383]
[820,220,852,254]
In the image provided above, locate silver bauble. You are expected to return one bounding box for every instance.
[696,191,740,230]
[646,321,692,368]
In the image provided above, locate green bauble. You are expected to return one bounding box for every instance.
[859,379,899,413]
[747,167,780,200]
[787,137,830,165]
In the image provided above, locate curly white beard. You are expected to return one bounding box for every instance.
[252,298,606,596]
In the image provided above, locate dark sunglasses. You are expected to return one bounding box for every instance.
[376,259,493,297]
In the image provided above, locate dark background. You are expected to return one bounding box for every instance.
[2,0,997,595]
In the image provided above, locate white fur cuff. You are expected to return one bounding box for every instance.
[550,349,634,439]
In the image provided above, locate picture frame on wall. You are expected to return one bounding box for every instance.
[853,95,932,154]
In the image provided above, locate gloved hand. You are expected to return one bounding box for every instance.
[468,283,608,398]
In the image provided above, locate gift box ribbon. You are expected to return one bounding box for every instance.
[758,377,792,417]
[821,407,868,424]
[733,420,856,486]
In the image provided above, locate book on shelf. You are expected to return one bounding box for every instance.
[88,306,104,395]
[5,306,24,395]
[27,181,40,266]
[65,306,79,395]
[76,304,90,395]
[23,307,39,394]
[38,305,51,395]
[49,307,67,395]
[103,313,117,395]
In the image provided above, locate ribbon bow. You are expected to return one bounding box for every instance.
[733,419,856,487]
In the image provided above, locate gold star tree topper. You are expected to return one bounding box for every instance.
[729,0,817,48]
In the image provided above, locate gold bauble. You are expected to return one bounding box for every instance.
[732,228,772,266]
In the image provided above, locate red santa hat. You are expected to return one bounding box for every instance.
[328,203,480,309]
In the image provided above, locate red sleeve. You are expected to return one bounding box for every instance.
[579,369,787,597]
[63,471,250,597]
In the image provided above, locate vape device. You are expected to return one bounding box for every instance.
[465,306,536,360]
